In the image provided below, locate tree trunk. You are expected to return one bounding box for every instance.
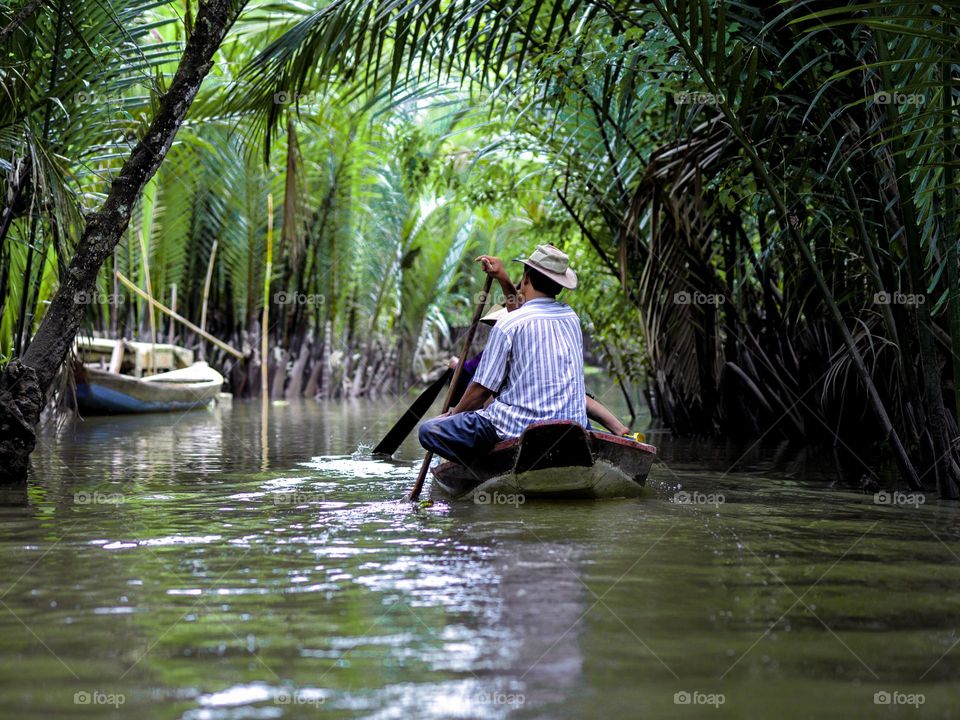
[285,336,309,399]
[270,348,288,399]
[0,0,45,44]
[0,0,239,483]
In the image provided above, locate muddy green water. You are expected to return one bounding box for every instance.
[1,393,958,719]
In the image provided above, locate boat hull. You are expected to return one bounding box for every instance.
[431,420,657,500]
[75,363,224,415]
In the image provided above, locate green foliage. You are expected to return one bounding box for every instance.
[6,0,960,492]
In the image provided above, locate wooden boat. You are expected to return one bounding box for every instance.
[431,420,657,500]
[74,337,225,414]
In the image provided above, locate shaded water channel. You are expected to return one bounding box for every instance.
[1,388,959,718]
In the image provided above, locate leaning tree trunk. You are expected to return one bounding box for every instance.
[0,0,240,483]
[0,0,45,44]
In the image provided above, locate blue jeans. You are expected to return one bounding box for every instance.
[418,412,501,464]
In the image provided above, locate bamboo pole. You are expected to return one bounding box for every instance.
[262,194,274,401]
[115,271,243,359]
[111,245,119,338]
[200,239,218,335]
[261,195,274,473]
[199,239,218,360]
[168,283,177,344]
[137,225,158,374]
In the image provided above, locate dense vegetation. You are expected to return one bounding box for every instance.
[1,1,958,494]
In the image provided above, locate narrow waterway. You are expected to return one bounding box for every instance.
[0,390,958,718]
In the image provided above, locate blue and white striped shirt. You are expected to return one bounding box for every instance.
[473,297,588,439]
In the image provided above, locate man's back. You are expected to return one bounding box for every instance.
[473,297,588,439]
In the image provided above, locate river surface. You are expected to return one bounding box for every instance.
[1,390,958,718]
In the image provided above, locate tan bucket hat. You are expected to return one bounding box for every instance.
[480,304,508,325]
[515,244,578,289]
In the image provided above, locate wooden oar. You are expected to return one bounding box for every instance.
[407,275,493,501]
[373,367,453,456]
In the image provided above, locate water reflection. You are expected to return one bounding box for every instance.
[0,398,958,718]
[39,406,227,480]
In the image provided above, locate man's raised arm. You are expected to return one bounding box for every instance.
[476,255,521,310]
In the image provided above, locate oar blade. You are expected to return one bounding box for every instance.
[373,368,452,456]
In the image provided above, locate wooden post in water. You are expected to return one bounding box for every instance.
[137,225,157,374]
[199,239,218,360]
[261,195,274,471]
[168,283,177,344]
[261,195,274,401]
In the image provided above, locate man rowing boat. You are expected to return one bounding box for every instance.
[448,304,630,436]
[419,244,590,463]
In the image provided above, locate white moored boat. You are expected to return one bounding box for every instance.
[74,337,225,414]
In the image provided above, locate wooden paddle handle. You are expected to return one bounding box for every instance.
[408,275,494,501]
[441,275,494,413]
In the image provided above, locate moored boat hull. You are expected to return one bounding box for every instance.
[75,363,224,415]
[431,420,657,500]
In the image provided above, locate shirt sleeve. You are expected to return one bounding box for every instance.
[472,326,511,392]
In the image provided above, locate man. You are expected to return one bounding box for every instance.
[418,244,589,463]
[447,303,630,436]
